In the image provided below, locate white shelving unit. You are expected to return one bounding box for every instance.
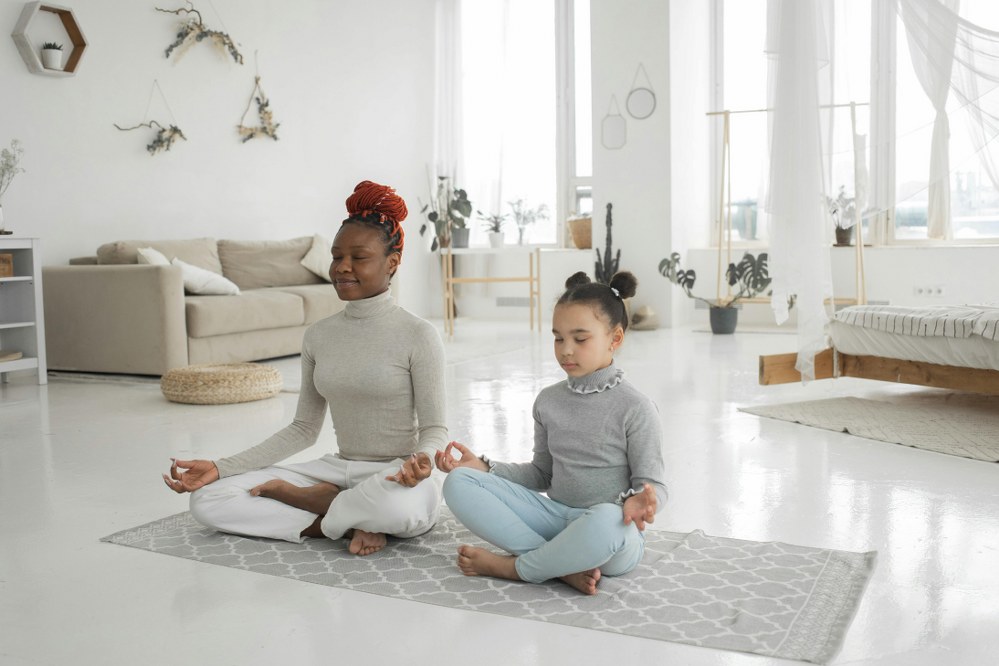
[0,237,47,384]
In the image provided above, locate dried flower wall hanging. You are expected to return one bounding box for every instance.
[237,75,280,142]
[115,80,187,156]
[115,121,187,155]
[156,1,243,64]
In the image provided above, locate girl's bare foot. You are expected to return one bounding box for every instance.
[249,480,340,515]
[456,545,521,581]
[560,568,601,595]
[348,529,387,556]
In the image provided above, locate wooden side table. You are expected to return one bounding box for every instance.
[440,247,541,338]
[0,237,47,384]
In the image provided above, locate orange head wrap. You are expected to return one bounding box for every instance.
[343,180,407,253]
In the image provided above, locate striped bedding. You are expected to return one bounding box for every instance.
[829,305,999,371]
[834,305,999,343]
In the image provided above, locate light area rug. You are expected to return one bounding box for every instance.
[740,392,999,462]
[102,508,874,663]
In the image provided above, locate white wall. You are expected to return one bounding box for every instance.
[0,0,438,316]
[589,0,672,325]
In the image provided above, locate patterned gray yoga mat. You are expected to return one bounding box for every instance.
[102,508,873,662]
[741,392,999,462]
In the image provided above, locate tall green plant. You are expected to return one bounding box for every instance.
[418,176,472,251]
[594,203,620,284]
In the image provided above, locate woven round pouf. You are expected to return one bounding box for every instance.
[161,363,283,405]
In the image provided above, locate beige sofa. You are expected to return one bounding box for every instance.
[43,237,344,376]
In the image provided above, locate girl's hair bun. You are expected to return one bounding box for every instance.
[564,271,591,289]
[609,271,638,300]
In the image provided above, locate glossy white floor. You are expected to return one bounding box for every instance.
[2,320,997,666]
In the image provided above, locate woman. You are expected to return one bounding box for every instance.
[163,180,447,556]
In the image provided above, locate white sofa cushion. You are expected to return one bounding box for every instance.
[173,258,241,296]
[136,247,170,265]
[300,234,333,282]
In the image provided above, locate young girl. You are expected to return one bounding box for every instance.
[435,271,667,595]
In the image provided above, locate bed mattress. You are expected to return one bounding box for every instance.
[828,305,999,372]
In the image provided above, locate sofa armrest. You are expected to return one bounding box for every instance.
[42,264,188,375]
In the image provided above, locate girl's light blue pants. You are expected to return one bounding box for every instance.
[442,467,645,583]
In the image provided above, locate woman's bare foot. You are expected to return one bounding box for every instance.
[560,568,601,595]
[456,545,521,581]
[249,480,340,515]
[348,529,387,556]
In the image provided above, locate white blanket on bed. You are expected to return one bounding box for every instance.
[834,305,999,342]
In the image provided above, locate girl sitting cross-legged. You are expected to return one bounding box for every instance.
[435,270,667,595]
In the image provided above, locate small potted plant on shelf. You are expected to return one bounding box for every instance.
[658,250,775,334]
[477,210,507,248]
[419,175,473,250]
[827,185,857,246]
[508,199,549,246]
[41,41,64,70]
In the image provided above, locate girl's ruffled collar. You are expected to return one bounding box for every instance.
[566,363,623,394]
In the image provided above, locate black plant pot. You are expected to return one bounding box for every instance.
[451,227,470,248]
[709,306,738,334]
[834,226,854,246]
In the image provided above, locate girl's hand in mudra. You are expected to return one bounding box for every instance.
[434,441,489,474]
[622,483,657,531]
[385,453,433,487]
[163,458,219,494]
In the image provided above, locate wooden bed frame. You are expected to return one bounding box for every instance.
[759,348,999,395]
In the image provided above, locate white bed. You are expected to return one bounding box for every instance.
[760,304,999,394]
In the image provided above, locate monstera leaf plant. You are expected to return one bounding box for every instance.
[658,251,777,333]
[659,251,772,307]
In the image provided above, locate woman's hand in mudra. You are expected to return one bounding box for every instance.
[163,458,219,494]
[385,453,433,487]
[434,441,489,474]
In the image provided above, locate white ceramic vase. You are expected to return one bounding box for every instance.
[488,232,504,248]
[41,48,64,70]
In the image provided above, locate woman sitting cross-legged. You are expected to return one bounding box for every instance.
[436,270,667,594]
[163,180,447,556]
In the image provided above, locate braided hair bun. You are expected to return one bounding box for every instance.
[343,180,407,252]
[558,270,639,330]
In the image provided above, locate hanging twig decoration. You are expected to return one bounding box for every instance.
[114,121,187,155]
[156,2,243,64]
[237,76,280,142]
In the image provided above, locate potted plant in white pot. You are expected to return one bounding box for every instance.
[508,199,549,246]
[658,251,775,334]
[477,211,507,248]
[41,42,64,70]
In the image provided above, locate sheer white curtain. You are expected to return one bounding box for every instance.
[868,0,897,246]
[459,1,556,244]
[766,0,834,381]
[432,0,463,184]
[899,0,959,240]
[896,0,999,240]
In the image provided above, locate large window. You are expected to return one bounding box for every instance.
[457,0,589,247]
[717,0,999,245]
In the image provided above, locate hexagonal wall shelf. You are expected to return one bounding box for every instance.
[11,2,87,77]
